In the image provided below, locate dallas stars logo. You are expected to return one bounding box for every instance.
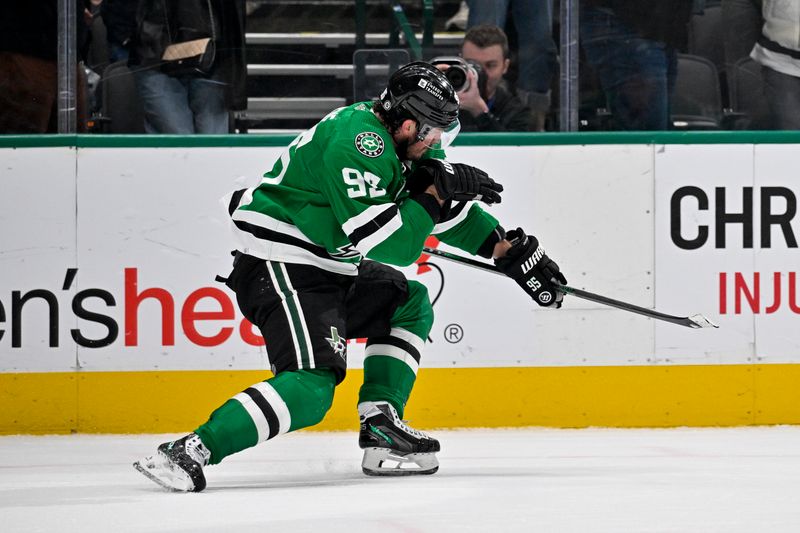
[325,326,347,361]
[355,132,384,158]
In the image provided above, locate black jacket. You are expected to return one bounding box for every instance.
[101,0,138,48]
[0,0,89,61]
[458,84,535,132]
[585,0,694,49]
[129,0,247,110]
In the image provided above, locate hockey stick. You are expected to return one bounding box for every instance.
[421,247,719,329]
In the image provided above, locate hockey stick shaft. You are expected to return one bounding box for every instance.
[421,247,718,329]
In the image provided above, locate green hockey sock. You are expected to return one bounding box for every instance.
[359,355,417,419]
[359,280,432,419]
[195,368,336,464]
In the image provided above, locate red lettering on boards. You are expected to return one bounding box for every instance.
[124,267,264,347]
[719,272,800,314]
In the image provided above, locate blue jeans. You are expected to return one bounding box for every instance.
[579,5,678,130]
[134,68,229,134]
[466,0,557,104]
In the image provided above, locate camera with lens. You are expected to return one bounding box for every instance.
[431,56,487,97]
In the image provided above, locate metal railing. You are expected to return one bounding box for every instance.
[355,0,435,61]
[244,32,463,47]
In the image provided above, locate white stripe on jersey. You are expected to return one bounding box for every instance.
[432,201,472,234]
[231,207,318,245]
[232,226,357,275]
[341,203,397,236]
[365,343,420,375]
[222,187,254,214]
[233,391,271,443]
[251,381,292,435]
[223,188,358,276]
[354,213,402,256]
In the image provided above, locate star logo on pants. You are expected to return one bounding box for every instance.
[326,326,347,361]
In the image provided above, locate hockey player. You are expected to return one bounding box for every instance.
[134,62,567,492]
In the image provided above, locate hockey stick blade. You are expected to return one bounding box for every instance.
[421,247,719,329]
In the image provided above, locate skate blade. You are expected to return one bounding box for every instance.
[133,453,195,492]
[361,447,439,477]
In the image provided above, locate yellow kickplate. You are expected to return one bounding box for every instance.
[2,364,799,434]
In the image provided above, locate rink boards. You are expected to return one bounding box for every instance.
[1,133,799,433]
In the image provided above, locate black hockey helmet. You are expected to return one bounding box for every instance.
[377,61,460,143]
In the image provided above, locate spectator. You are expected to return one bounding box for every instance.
[579,0,694,130]
[467,0,557,130]
[750,0,800,130]
[100,0,138,63]
[434,25,536,132]
[0,1,90,133]
[128,0,247,134]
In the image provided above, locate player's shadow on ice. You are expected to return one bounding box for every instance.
[201,467,601,492]
[208,472,376,491]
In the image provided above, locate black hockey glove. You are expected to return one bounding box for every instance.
[494,228,567,308]
[411,159,503,205]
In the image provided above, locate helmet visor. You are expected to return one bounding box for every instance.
[417,119,460,150]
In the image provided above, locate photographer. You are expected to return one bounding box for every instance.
[433,25,536,132]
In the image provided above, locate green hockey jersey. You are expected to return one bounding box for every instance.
[226,101,500,275]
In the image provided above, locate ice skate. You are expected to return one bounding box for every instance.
[358,401,440,476]
[133,433,211,492]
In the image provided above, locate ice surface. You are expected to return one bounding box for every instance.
[1,427,799,532]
